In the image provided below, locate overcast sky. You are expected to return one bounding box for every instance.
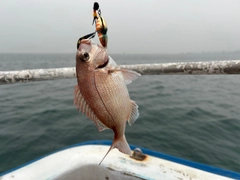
[0,0,239,54]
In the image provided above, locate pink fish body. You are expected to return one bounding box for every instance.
[74,39,140,164]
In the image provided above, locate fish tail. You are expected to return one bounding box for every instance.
[98,145,113,165]
[113,135,131,155]
[99,135,131,165]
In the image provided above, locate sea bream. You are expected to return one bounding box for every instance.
[74,39,140,164]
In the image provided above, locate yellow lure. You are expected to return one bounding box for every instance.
[95,16,108,48]
[92,2,108,48]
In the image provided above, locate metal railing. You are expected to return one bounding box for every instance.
[0,60,240,85]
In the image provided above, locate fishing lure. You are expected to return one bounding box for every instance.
[77,32,96,49]
[92,2,108,48]
[92,2,99,25]
[76,2,108,49]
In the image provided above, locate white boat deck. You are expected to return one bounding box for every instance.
[1,141,239,180]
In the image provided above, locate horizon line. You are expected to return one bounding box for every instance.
[0,50,240,55]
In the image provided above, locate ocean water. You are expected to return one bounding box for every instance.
[0,52,240,174]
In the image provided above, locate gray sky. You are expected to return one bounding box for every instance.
[0,0,240,54]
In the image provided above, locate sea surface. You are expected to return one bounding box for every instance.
[0,52,240,174]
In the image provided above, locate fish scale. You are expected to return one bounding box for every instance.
[94,70,132,131]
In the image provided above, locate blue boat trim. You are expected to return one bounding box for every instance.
[1,140,240,179]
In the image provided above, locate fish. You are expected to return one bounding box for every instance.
[74,39,140,164]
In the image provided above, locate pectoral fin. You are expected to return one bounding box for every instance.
[128,100,139,126]
[108,68,141,84]
[120,69,141,84]
[74,85,109,132]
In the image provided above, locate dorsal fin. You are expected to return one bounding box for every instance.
[74,85,109,132]
[127,100,139,126]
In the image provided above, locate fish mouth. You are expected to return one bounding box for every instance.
[96,58,109,69]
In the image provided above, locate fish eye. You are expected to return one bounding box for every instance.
[79,52,90,62]
[83,52,89,60]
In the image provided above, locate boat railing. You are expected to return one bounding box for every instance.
[0,60,240,85]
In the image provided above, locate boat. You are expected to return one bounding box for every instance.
[1,140,240,180]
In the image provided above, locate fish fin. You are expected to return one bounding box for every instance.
[96,120,109,132]
[128,100,139,126]
[109,67,141,84]
[113,135,131,155]
[74,85,109,132]
[99,135,131,165]
[120,69,141,84]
